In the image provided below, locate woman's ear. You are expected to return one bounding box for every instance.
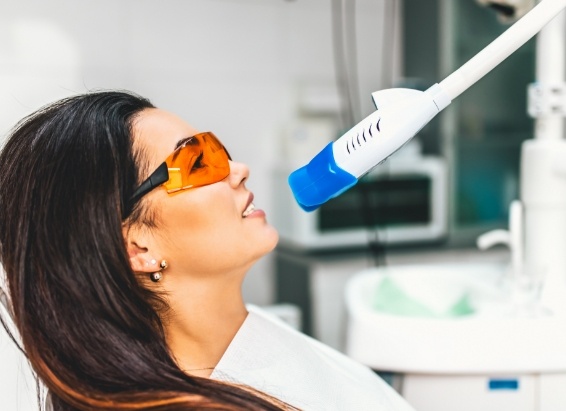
[123,227,160,273]
[128,248,160,273]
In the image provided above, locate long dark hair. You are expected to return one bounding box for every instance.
[0,91,287,410]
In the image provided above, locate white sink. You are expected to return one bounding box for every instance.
[345,263,566,374]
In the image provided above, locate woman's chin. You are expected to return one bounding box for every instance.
[256,225,279,257]
[268,225,280,249]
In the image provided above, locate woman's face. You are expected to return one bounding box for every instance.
[131,108,279,279]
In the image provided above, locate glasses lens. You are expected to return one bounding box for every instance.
[163,132,230,193]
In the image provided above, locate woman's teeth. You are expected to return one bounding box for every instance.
[242,203,256,217]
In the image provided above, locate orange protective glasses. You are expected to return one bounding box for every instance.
[129,132,231,206]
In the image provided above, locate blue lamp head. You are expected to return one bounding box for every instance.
[288,142,358,212]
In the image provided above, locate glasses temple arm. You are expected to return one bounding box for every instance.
[128,162,169,206]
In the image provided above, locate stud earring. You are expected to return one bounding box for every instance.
[150,259,169,283]
[150,271,162,282]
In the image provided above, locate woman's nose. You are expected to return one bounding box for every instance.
[228,160,249,188]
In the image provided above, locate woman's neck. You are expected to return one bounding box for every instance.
[162,272,248,377]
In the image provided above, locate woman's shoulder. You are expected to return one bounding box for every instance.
[212,305,415,411]
[245,304,368,369]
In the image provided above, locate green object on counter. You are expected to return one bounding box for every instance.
[446,292,475,317]
[372,277,475,318]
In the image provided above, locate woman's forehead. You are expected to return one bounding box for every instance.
[133,108,199,162]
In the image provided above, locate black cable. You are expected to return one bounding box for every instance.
[344,0,361,123]
[331,0,355,130]
[381,0,397,90]
[365,0,398,268]
[332,0,401,267]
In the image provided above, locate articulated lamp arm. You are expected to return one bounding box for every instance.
[288,0,566,211]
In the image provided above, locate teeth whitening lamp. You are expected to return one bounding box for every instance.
[289,0,566,212]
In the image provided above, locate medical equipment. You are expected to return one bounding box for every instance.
[274,146,448,249]
[343,1,566,409]
[345,262,566,411]
[288,0,566,212]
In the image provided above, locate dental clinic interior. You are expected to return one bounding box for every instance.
[2,0,566,410]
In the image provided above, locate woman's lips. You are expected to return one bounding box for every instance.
[242,202,256,217]
[242,193,266,218]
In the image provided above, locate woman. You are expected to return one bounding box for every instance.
[0,91,414,410]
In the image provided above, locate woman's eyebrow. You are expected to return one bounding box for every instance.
[174,136,193,150]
